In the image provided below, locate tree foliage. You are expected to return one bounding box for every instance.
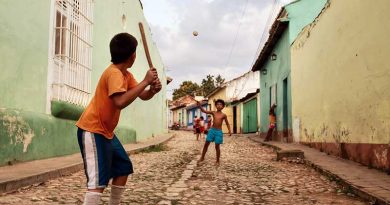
[172,75,226,100]
[172,81,201,100]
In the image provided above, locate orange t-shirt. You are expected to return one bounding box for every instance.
[76,64,138,139]
[269,115,276,125]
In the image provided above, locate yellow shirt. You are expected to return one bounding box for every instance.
[76,64,138,139]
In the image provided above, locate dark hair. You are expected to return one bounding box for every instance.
[200,116,204,120]
[215,99,225,106]
[110,33,138,64]
[269,106,276,116]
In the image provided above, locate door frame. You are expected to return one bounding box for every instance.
[243,96,258,133]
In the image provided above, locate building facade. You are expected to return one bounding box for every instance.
[0,0,167,166]
[290,0,390,171]
[226,71,260,134]
[252,0,327,142]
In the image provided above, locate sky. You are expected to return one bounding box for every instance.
[141,0,291,99]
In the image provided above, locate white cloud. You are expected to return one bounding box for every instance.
[142,0,285,98]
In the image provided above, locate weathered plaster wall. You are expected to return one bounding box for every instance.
[291,0,390,170]
[0,108,136,166]
[0,0,51,113]
[285,0,328,45]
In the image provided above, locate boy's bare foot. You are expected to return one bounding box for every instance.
[197,159,205,165]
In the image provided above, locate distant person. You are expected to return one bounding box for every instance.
[204,115,213,135]
[264,104,277,142]
[193,115,198,134]
[197,99,232,166]
[199,116,205,139]
[76,33,162,205]
[195,117,201,140]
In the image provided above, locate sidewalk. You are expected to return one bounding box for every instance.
[0,133,175,194]
[247,134,390,205]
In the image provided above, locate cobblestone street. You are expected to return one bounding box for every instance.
[0,131,367,205]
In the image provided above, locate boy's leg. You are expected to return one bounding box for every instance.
[110,135,134,205]
[77,129,112,204]
[215,144,221,164]
[214,130,223,165]
[84,192,102,205]
[265,127,274,141]
[199,141,211,161]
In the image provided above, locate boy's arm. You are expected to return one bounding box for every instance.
[197,101,213,115]
[111,69,157,109]
[224,115,232,136]
[138,78,162,100]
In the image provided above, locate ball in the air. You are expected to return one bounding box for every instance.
[193,31,198,36]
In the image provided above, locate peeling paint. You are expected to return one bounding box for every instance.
[2,114,35,153]
[374,148,388,167]
[292,1,331,50]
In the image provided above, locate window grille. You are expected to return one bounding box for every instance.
[51,0,93,106]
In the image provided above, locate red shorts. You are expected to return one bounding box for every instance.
[269,124,275,129]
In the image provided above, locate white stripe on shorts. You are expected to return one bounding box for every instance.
[83,131,100,189]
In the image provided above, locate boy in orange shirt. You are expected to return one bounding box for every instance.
[76,33,161,205]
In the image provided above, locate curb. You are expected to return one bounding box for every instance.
[127,134,175,155]
[0,133,175,194]
[248,136,390,205]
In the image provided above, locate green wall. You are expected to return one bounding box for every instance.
[0,0,166,166]
[258,0,327,134]
[0,0,51,113]
[285,0,328,45]
[0,108,135,166]
[260,28,292,133]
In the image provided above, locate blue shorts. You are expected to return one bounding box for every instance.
[77,128,133,189]
[206,128,223,144]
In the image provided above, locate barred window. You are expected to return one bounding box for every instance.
[51,0,93,106]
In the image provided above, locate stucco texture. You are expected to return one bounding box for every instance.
[291,0,390,145]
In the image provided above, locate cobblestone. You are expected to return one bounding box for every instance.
[0,131,367,204]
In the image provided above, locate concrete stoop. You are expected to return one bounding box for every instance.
[276,149,304,161]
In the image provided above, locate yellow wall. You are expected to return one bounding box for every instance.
[208,87,233,133]
[291,0,390,144]
[237,104,241,133]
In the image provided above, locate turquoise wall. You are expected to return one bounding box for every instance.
[258,0,327,133]
[0,0,166,166]
[0,0,51,113]
[260,28,292,133]
[285,0,328,44]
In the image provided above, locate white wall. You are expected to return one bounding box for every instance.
[226,71,260,102]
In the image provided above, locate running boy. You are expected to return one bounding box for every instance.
[197,99,231,165]
[76,33,162,205]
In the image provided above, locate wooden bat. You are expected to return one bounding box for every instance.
[138,22,153,70]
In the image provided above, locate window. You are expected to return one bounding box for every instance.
[270,84,277,107]
[51,0,94,106]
